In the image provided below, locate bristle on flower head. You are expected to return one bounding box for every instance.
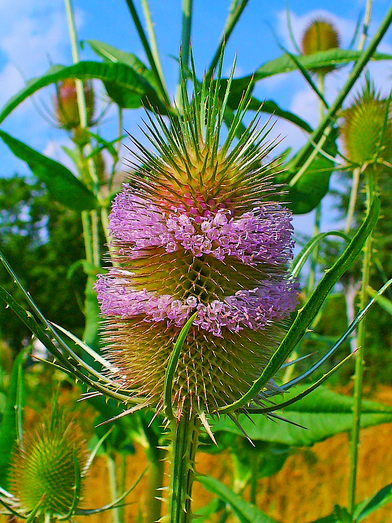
[96,56,298,418]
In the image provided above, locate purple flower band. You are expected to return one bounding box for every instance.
[109,186,294,265]
[96,274,298,337]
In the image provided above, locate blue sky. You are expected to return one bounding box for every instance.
[0,0,391,235]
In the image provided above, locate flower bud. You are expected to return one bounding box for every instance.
[301,18,340,75]
[54,79,94,131]
[341,82,392,167]
[10,408,87,518]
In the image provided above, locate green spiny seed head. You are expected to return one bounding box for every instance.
[301,17,340,75]
[341,82,392,168]
[10,408,87,518]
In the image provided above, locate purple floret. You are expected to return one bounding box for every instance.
[97,183,298,337]
[108,185,294,265]
[96,274,298,337]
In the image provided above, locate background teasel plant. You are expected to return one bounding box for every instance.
[0,396,143,522]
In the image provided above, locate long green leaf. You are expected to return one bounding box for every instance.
[211,386,392,447]
[254,49,392,81]
[354,483,392,521]
[219,196,380,413]
[0,131,97,211]
[164,312,198,420]
[0,350,25,489]
[0,61,165,123]
[367,286,392,315]
[197,475,278,523]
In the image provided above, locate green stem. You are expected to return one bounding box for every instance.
[250,456,258,505]
[65,0,87,128]
[81,211,93,264]
[358,0,373,51]
[141,0,168,94]
[207,0,249,78]
[291,5,392,173]
[347,168,376,516]
[91,210,100,267]
[345,167,361,234]
[107,452,120,523]
[167,415,200,523]
[179,0,193,74]
[307,73,325,295]
[307,203,322,294]
[144,445,165,523]
[119,454,126,523]
[125,0,170,106]
[175,0,193,109]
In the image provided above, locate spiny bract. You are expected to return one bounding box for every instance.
[96,63,298,419]
[10,408,87,518]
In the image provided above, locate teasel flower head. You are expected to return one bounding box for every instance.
[96,58,299,421]
[9,406,87,520]
[301,17,340,75]
[341,80,392,169]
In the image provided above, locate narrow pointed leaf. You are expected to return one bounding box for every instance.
[25,495,45,523]
[253,49,392,81]
[85,39,156,85]
[0,131,97,211]
[211,386,392,447]
[0,350,25,489]
[197,475,278,523]
[75,467,147,515]
[220,197,379,413]
[164,312,198,420]
[354,483,392,521]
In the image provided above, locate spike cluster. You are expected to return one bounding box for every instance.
[341,81,392,167]
[96,64,298,418]
[10,409,87,518]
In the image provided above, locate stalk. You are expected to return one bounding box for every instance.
[107,452,120,523]
[175,0,194,109]
[347,168,376,516]
[166,414,200,523]
[144,445,165,523]
[207,0,249,78]
[345,167,361,234]
[125,0,170,106]
[307,73,324,295]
